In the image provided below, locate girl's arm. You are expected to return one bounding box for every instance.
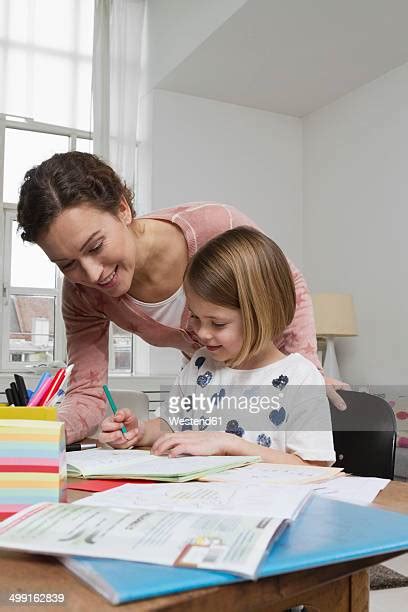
[151,431,326,466]
[223,434,326,466]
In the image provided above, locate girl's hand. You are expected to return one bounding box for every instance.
[151,431,236,457]
[98,408,145,449]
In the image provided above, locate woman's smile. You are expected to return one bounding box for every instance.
[97,265,119,289]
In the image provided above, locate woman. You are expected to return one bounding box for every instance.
[17,152,343,443]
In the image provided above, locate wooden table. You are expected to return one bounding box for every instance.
[0,481,407,612]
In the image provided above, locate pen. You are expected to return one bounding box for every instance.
[66,443,97,452]
[5,388,14,406]
[103,384,127,434]
[9,383,20,406]
[31,372,51,397]
[14,374,29,405]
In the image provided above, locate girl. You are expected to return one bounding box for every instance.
[100,227,335,466]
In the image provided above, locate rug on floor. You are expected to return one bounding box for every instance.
[370,564,408,590]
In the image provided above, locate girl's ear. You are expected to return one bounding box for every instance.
[118,197,132,225]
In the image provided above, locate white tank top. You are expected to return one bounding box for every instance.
[128,286,186,328]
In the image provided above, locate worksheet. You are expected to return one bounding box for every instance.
[74,481,313,519]
[200,462,343,484]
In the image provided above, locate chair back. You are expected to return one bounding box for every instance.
[329,390,396,479]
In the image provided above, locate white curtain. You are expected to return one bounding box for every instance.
[0,0,94,131]
[92,0,145,193]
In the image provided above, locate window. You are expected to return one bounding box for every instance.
[0,117,136,373]
[0,117,90,370]
[0,0,138,375]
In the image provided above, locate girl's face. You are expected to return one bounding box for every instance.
[186,288,243,363]
[37,200,137,297]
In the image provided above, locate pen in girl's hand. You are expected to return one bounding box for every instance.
[103,384,127,435]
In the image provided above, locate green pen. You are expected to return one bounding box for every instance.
[103,385,127,435]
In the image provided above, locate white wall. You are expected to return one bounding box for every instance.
[138,89,303,375]
[141,0,247,97]
[303,62,408,385]
[149,89,303,261]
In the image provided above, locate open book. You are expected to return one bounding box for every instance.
[0,485,311,579]
[67,449,260,482]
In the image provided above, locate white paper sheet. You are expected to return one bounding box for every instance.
[200,462,343,485]
[312,476,390,505]
[74,481,313,520]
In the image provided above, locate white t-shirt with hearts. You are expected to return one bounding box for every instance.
[157,349,336,464]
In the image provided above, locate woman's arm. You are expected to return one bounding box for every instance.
[276,260,321,369]
[276,261,348,410]
[59,280,111,443]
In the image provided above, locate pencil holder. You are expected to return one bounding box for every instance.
[0,406,57,420]
[0,411,66,519]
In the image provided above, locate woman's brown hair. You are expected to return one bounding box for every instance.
[17,151,134,242]
[185,226,296,367]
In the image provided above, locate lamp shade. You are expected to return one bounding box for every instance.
[312,293,357,337]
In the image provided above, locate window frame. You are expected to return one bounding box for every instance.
[0,115,86,372]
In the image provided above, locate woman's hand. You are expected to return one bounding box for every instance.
[151,431,236,457]
[325,377,351,411]
[98,408,146,449]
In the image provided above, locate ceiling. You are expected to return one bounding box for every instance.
[158,0,408,117]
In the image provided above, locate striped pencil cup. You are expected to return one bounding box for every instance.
[0,417,66,520]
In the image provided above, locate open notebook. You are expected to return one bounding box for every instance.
[67,448,260,482]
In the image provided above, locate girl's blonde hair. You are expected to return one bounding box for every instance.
[184,226,296,367]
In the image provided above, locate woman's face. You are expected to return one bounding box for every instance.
[37,201,137,297]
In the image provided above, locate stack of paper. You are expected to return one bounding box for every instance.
[0,419,66,519]
[58,495,408,605]
[67,448,260,482]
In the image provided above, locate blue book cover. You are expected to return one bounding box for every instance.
[62,496,408,605]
